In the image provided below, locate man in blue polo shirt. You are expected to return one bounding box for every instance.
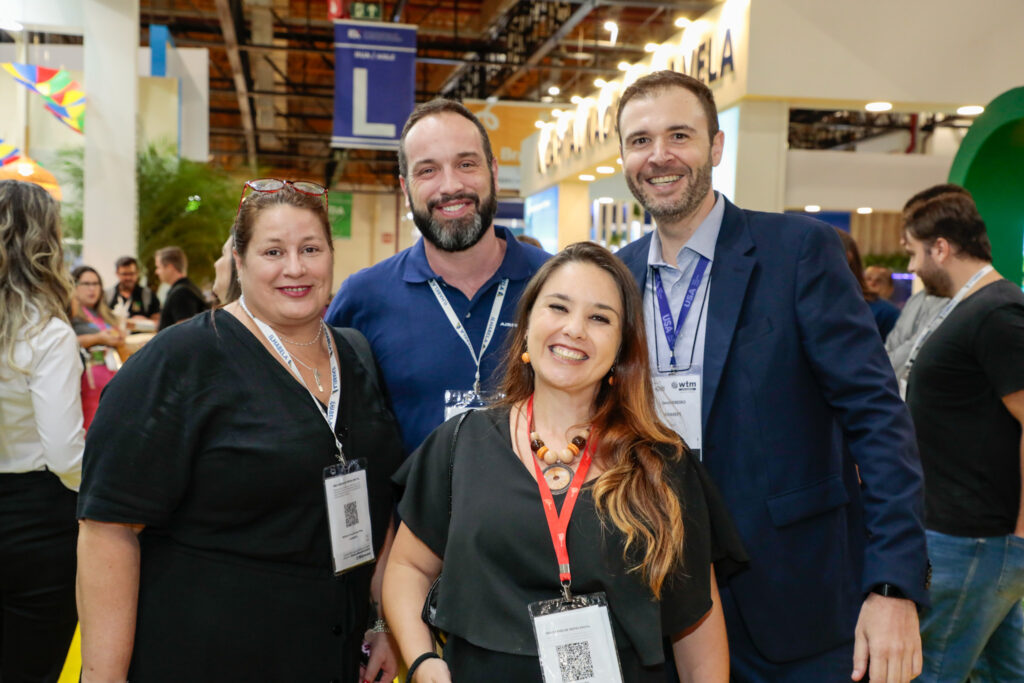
[325,100,549,455]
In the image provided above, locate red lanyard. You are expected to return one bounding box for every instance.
[82,306,109,331]
[527,395,594,597]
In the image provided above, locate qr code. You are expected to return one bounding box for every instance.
[344,501,359,528]
[556,641,594,681]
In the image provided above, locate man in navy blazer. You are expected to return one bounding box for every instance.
[615,71,929,682]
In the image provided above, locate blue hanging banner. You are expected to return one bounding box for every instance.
[332,19,417,151]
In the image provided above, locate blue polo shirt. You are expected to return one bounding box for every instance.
[326,227,549,455]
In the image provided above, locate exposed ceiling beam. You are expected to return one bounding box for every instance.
[213,0,257,171]
[489,0,596,98]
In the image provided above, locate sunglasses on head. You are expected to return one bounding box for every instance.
[237,178,329,214]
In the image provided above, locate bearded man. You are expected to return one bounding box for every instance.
[325,99,548,456]
[614,71,929,683]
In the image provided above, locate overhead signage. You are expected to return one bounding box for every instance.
[332,20,416,151]
[533,0,747,180]
[465,99,559,191]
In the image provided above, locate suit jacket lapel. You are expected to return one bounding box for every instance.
[703,199,755,426]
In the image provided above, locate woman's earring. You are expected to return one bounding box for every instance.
[607,366,616,386]
[521,351,531,364]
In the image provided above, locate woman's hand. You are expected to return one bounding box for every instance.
[412,657,452,683]
[98,329,124,347]
[361,630,399,683]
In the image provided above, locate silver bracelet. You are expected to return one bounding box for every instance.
[369,617,390,633]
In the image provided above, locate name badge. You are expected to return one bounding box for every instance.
[652,368,702,455]
[323,460,374,575]
[529,593,623,683]
[443,389,489,421]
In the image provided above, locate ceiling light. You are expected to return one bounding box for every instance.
[570,95,582,104]
[865,101,892,112]
[594,78,607,88]
[674,17,690,29]
[617,61,630,71]
[804,205,821,213]
[548,85,560,96]
[603,20,618,45]
[534,121,545,129]
[597,196,615,204]
[644,43,659,53]
[0,19,24,32]
[552,108,563,117]
[596,166,615,174]
[957,105,984,116]
[856,207,873,215]
[579,174,596,182]
[17,162,34,177]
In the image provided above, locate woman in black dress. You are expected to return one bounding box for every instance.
[384,242,746,682]
[76,181,403,682]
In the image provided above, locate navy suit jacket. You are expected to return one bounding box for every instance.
[618,198,928,662]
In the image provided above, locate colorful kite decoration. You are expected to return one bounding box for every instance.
[2,62,86,134]
[0,139,21,166]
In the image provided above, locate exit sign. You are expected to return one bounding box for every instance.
[351,2,382,20]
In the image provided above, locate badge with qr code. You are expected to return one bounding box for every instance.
[323,459,374,575]
[528,592,624,683]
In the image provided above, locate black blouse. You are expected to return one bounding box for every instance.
[395,407,747,669]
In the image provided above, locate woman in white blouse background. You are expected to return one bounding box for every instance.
[0,179,85,681]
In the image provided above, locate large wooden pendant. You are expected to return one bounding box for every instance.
[542,464,574,495]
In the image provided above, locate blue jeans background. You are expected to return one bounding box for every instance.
[919,530,1024,683]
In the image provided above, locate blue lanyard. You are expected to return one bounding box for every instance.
[653,256,710,366]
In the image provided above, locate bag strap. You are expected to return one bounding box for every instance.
[447,410,471,517]
[336,327,381,390]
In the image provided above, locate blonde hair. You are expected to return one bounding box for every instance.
[0,180,73,374]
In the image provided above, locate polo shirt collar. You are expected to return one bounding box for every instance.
[402,226,533,284]
[647,191,725,269]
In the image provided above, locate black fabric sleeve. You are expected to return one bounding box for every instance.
[144,288,162,317]
[393,413,467,558]
[77,323,218,525]
[976,303,1024,399]
[661,451,749,636]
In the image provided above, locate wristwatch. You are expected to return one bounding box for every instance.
[871,583,906,599]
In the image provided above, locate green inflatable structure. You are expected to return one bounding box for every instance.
[948,86,1024,287]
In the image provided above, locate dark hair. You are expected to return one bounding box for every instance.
[231,185,333,262]
[155,246,187,273]
[616,70,719,143]
[115,256,139,270]
[497,242,685,597]
[397,99,495,181]
[72,265,118,326]
[902,183,971,216]
[834,229,872,300]
[904,193,992,262]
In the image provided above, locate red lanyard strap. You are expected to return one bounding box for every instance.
[527,395,594,600]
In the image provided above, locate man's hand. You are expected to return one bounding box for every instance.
[852,593,921,682]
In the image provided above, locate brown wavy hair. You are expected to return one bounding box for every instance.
[0,180,73,374]
[497,242,685,597]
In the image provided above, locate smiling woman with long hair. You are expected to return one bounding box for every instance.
[0,179,84,681]
[383,242,747,682]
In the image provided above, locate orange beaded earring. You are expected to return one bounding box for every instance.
[521,351,531,364]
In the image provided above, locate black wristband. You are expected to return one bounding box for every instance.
[405,652,441,683]
[871,583,906,599]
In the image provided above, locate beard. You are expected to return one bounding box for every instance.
[410,177,498,253]
[625,154,713,224]
[918,262,954,297]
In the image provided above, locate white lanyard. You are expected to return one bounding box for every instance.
[428,278,508,394]
[901,264,993,386]
[238,296,345,463]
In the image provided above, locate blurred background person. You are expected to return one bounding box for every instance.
[836,229,900,340]
[384,243,745,682]
[0,179,85,682]
[76,180,403,683]
[211,235,240,306]
[864,265,895,303]
[71,265,125,430]
[153,245,208,330]
[106,255,160,330]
